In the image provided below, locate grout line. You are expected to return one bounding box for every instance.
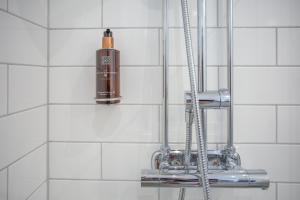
[216,0,220,27]
[49,178,141,182]
[48,178,300,184]
[6,65,9,114]
[275,182,278,200]
[0,104,47,119]
[275,105,278,143]
[47,0,50,198]
[276,28,278,65]
[25,180,48,200]
[48,103,300,106]
[101,0,103,28]
[49,141,161,144]
[0,9,47,29]
[221,65,300,68]
[158,28,161,66]
[49,65,162,68]
[48,140,300,145]
[49,103,162,106]
[0,142,47,172]
[157,188,160,200]
[48,64,300,68]
[158,105,161,143]
[0,62,47,68]
[6,168,9,200]
[47,26,300,30]
[217,65,220,89]
[100,143,103,179]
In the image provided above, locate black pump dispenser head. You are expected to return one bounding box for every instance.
[104,29,113,37]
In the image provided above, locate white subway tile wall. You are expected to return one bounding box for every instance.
[48,0,300,199]
[0,0,7,10]
[50,0,101,28]
[9,65,47,112]
[0,0,299,199]
[0,65,7,116]
[278,28,300,65]
[0,2,48,200]
[8,145,47,200]
[27,183,47,200]
[103,0,162,28]
[49,142,101,179]
[0,169,7,200]
[0,11,47,66]
[8,0,48,27]
[278,106,300,143]
[49,180,159,200]
[49,105,159,142]
[278,183,300,200]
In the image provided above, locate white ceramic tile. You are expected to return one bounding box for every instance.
[236,144,300,182]
[278,106,300,143]
[27,183,47,200]
[49,105,159,142]
[207,28,227,66]
[234,106,276,143]
[121,67,162,104]
[50,29,159,66]
[169,0,217,27]
[9,66,47,113]
[103,0,161,27]
[50,67,162,104]
[160,183,276,200]
[50,143,101,179]
[0,12,47,65]
[168,105,227,143]
[49,29,100,66]
[0,65,7,116]
[278,28,300,65]
[49,180,158,200]
[234,67,300,104]
[234,28,276,65]
[169,28,197,66]
[0,0,7,10]
[219,0,300,27]
[102,143,160,180]
[113,29,159,66]
[0,169,7,200]
[8,145,47,200]
[169,67,219,104]
[278,183,300,200]
[0,106,46,169]
[50,0,101,28]
[49,67,95,104]
[9,0,47,27]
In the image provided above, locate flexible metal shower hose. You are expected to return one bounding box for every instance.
[178,109,193,200]
[180,0,211,199]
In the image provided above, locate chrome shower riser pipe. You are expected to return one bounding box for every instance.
[227,0,234,150]
[162,0,169,151]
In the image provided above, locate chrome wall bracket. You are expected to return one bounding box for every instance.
[185,89,230,109]
[152,149,240,171]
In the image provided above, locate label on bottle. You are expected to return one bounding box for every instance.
[101,56,113,65]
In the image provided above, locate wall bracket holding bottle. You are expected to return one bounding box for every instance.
[96,29,121,104]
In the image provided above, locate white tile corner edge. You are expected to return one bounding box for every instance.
[0,169,7,200]
[8,144,47,200]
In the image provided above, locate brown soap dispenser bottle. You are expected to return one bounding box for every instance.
[96,29,121,104]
